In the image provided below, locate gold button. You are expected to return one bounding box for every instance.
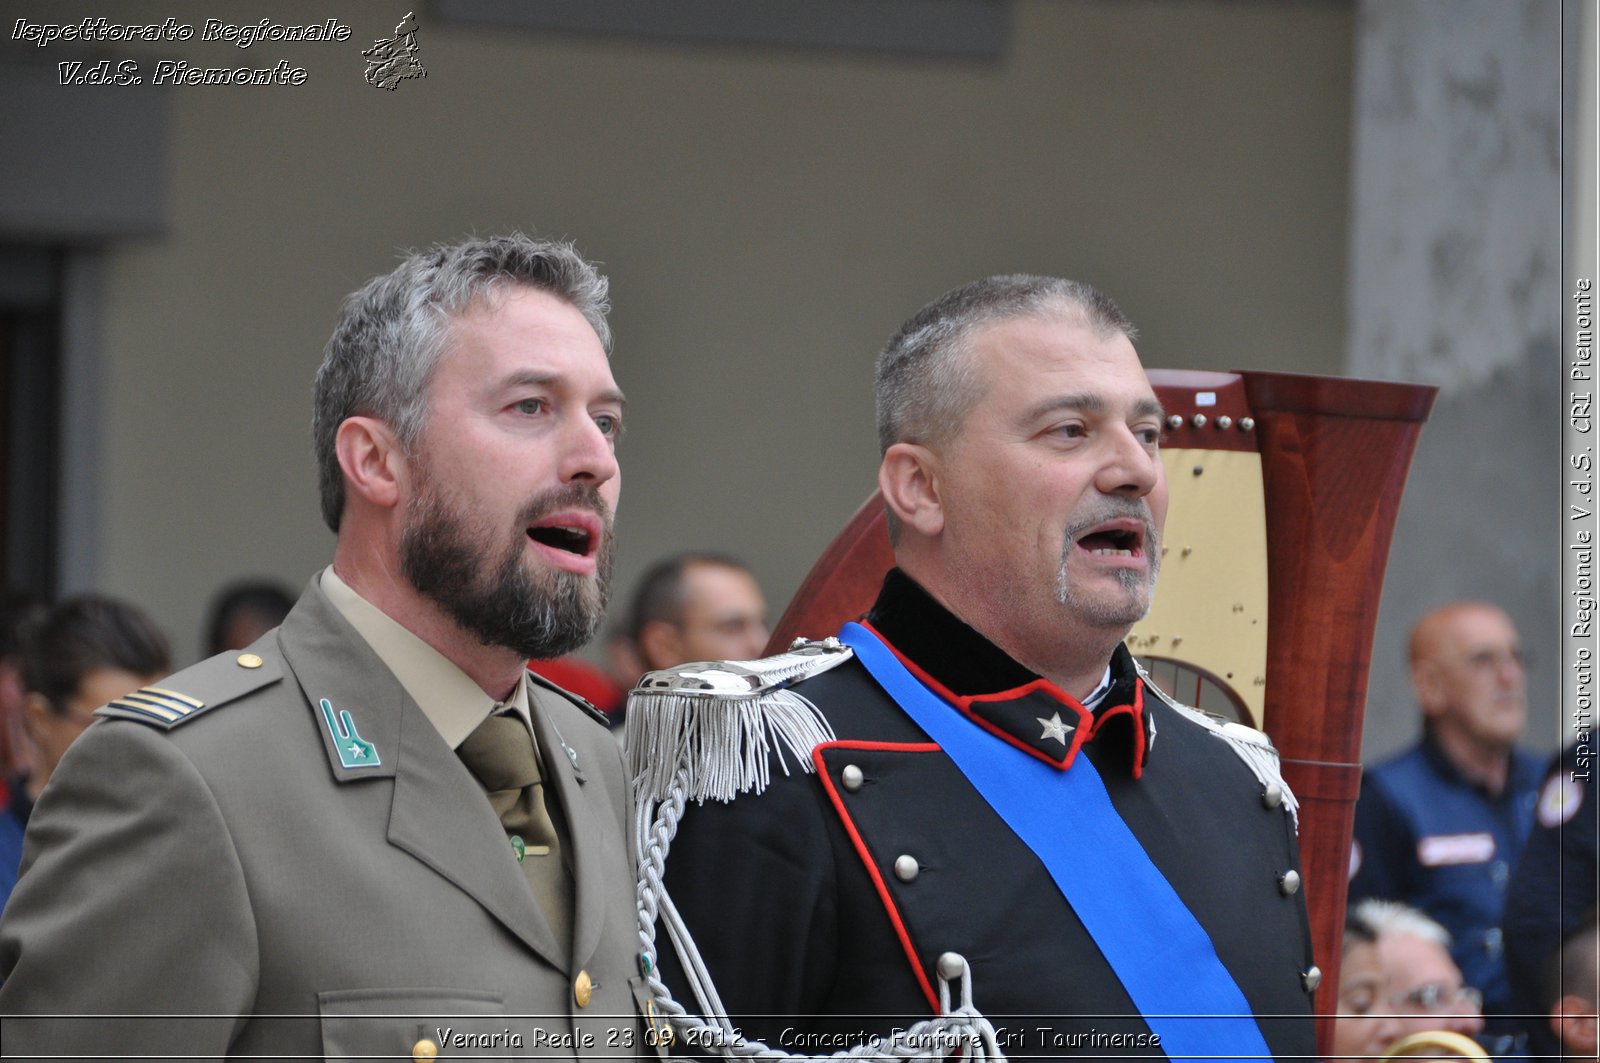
[412,1038,438,1062]
[574,969,593,1008]
[236,653,264,669]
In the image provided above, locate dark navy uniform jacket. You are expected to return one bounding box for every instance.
[660,570,1316,1061]
[1349,732,1544,1018]
[1501,741,1597,1056]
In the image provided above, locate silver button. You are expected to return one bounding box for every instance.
[893,855,920,882]
[1278,870,1301,896]
[1216,415,1233,429]
[1262,783,1283,809]
[841,765,864,792]
[1302,965,1322,992]
[936,952,966,981]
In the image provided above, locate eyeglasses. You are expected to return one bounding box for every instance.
[1390,983,1484,1012]
[1462,647,1527,673]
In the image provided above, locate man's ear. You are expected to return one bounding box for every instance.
[1411,659,1446,720]
[335,416,408,511]
[636,619,683,672]
[22,691,51,739]
[879,442,945,539]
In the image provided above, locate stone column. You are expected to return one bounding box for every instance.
[1345,0,1566,758]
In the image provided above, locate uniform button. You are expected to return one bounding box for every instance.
[841,765,864,792]
[412,1038,438,1062]
[1278,870,1301,895]
[1261,783,1283,809]
[1301,965,1322,992]
[236,653,264,669]
[574,969,593,1008]
[893,855,920,882]
[936,952,967,980]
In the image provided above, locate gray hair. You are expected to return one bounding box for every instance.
[1348,898,1455,948]
[874,274,1136,455]
[312,233,612,532]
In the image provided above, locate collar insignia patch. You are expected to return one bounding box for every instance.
[320,697,381,769]
[1037,712,1074,746]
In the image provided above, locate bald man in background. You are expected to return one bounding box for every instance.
[1349,602,1543,1052]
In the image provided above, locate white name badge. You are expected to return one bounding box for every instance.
[1417,832,1496,866]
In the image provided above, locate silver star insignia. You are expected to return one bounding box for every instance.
[347,742,366,759]
[1037,712,1074,746]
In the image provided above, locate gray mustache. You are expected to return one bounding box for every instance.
[1063,500,1159,545]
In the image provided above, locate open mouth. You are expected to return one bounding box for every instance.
[1074,520,1146,559]
[526,511,601,560]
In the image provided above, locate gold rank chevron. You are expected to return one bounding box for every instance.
[108,686,206,723]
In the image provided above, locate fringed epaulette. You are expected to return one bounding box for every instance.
[1133,658,1299,829]
[626,637,853,805]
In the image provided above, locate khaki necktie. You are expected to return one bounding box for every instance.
[456,710,573,957]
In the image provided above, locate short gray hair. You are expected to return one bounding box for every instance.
[312,233,611,532]
[874,274,1136,455]
[1348,898,1454,948]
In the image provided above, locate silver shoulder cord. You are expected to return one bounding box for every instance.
[627,642,1006,1062]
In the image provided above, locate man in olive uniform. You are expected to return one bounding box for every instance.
[635,276,1317,1062]
[0,235,645,1060]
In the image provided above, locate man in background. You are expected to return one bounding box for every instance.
[1350,899,1487,1046]
[545,553,768,728]
[629,552,768,674]
[202,579,296,656]
[1504,740,1598,1057]
[1546,913,1598,1062]
[1,595,171,912]
[1350,602,1543,1048]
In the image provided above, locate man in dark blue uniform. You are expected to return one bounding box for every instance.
[634,276,1317,1062]
[1502,740,1597,1057]
[1349,602,1543,1052]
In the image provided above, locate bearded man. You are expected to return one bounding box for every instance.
[633,275,1316,1063]
[0,235,642,1060]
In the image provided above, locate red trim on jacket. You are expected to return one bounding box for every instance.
[812,739,943,1015]
[859,619,1101,771]
[1088,682,1146,780]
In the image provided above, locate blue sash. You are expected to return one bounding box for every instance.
[838,622,1272,1062]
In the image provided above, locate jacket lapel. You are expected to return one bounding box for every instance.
[528,685,621,972]
[276,579,566,968]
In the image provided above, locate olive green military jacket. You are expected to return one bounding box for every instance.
[0,581,644,1061]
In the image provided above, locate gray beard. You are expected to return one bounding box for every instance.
[401,481,613,660]
[1055,499,1161,628]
